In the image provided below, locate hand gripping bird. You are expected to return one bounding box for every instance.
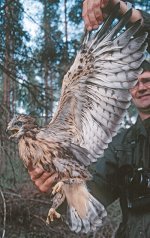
[7,4,147,234]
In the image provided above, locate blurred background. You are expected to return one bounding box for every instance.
[0,0,149,237]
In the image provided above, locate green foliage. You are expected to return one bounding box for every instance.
[133,0,150,12]
[68,1,82,24]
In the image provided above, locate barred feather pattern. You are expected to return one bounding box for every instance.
[49,6,147,160]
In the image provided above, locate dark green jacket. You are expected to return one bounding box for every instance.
[89,117,150,238]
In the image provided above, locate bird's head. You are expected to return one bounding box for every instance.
[7,114,38,140]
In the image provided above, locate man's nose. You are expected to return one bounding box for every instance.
[138,82,147,91]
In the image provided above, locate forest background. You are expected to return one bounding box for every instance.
[0,0,149,237]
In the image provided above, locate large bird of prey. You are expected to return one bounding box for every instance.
[7,4,147,234]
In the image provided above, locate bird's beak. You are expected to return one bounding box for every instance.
[6,126,19,139]
[6,126,11,134]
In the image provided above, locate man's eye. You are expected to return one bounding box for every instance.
[14,121,23,127]
[143,78,150,84]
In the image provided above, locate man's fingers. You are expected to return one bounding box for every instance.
[82,0,92,30]
[28,167,45,181]
[34,171,52,183]
[82,0,111,30]
[83,0,100,30]
[93,0,103,24]
[28,165,59,193]
[101,0,109,8]
[87,0,98,26]
[35,173,58,193]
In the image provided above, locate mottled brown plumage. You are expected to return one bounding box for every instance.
[7,4,147,234]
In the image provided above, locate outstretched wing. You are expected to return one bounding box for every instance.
[47,5,147,164]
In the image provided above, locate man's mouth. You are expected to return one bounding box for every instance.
[138,94,150,99]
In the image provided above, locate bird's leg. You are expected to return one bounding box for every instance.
[46,208,61,223]
[52,178,83,195]
[64,178,84,184]
[52,181,64,195]
[46,191,65,224]
[47,178,84,224]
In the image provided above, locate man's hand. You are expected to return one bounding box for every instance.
[28,166,58,193]
[82,0,110,31]
[82,0,143,31]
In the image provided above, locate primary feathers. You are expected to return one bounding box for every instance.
[7,4,147,234]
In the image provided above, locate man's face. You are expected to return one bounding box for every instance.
[130,71,150,113]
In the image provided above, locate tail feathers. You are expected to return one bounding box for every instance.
[66,190,107,233]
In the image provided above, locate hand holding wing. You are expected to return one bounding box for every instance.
[48,5,147,164]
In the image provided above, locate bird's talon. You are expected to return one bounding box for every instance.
[52,181,64,195]
[46,208,61,224]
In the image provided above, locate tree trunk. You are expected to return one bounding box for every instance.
[43,0,54,123]
[64,0,68,56]
[3,0,11,121]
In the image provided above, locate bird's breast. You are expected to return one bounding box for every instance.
[18,137,53,169]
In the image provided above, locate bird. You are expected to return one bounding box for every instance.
[7,4,147,234]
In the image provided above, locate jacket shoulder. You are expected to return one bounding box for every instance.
[109,126,133,147]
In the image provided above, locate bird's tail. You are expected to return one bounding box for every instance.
[63,182,107,233]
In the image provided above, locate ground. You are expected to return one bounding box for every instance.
[0,181,121,238]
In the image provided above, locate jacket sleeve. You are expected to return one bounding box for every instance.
[140,10,150,53]
[88,136,121,207]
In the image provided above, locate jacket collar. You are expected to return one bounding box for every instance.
[132,116,150,139]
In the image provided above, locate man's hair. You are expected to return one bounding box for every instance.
[141,60,150,72]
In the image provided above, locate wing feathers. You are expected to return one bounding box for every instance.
[89,3,120,45]
[113,19,142,47]
[102,9,132,43]
[49,5,147,166]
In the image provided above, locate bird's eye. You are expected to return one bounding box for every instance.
[14,121,23,127]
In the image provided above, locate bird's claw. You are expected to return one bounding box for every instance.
[52,181,64,195]
[46,208,61,224]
